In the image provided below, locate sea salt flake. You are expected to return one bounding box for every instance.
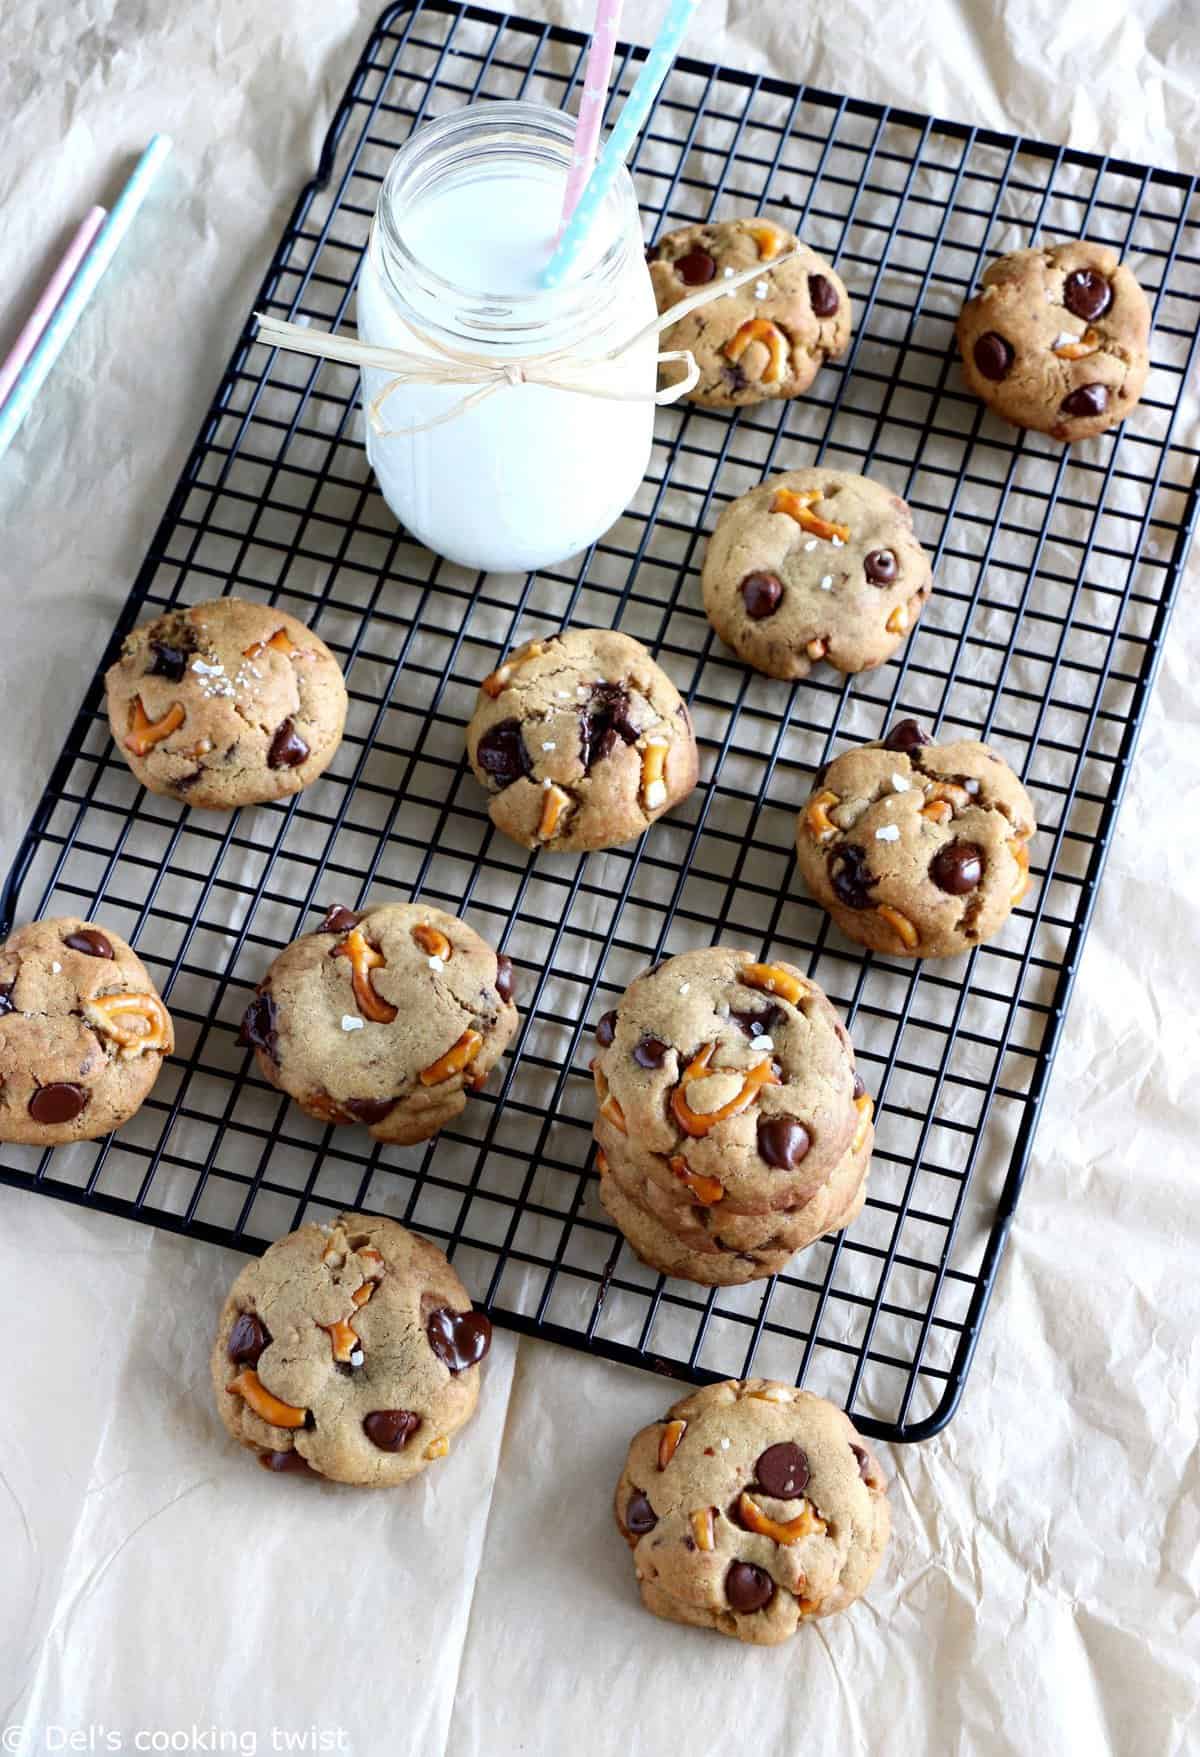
[803,539,818,551]
[1051,331,1078,350]
[191,658,224,676]
[542,741,556,751]
[891,772,911,792]
[831,535,845,548]
[876,824,901,842]
[750,1034,774,1052]
[679,983,690,995]
[723,266,735,277]
[720,1437,731,1450]
[819,575,833,591]
[754,279,769,299]
[51,961,62,973]
[341,1014,365,1032]
[428,955,446,973]
[645,779,667,810]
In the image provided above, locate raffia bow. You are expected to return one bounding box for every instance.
[252,248,799,436]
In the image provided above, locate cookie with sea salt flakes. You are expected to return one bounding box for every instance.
[648,216,851,408]
[213,1212,491,1483]
[104,596,348,808]
[956,240,1151,442]
[465,628,698,853]
[701,469,932,680]
[238,900,518,1145]
[615,1379,890,1643]
[0,915,173,1144]
[794,719,1037,958]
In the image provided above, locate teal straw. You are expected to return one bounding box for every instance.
[0,134,173,462]
[540,0,698,289]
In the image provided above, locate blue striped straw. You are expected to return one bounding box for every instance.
[540,0,698,289]
[0,133,173,462]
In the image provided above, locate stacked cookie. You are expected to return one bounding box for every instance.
[591,947,874,1286]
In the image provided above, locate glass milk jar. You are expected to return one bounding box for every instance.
[356,102,658,574]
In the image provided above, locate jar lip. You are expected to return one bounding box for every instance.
[372,100,638,334]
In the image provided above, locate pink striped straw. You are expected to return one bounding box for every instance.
[556,0,625,240]
[0,206,107,410]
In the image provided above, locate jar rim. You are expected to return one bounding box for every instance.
[371,100,640,342]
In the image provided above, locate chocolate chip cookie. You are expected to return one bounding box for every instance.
[465,628,698,853]
[239,900,518,1145]
[615,1379,890,1644]
[213,1212,491,1483]
[592,947,874,1286]
[701,470,932,680]
[0,916,173,1144]
[795,720,1037,958]
[648,216,851,409]
[956,241,1152,442]
[105,597,348,808]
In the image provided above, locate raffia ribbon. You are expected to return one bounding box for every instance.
[252,248,799,437]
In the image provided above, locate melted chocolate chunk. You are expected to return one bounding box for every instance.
[28,1082,89,1125]
[973,331,1014,381]
[1063,267,1112,322]
[362,1410,421,1452]
[268,718,309,769]
[0,982,15,1016]
[808,273,838,317]
[476,718,532,789]
[227,1311,271,1367]
[1060,383,1108,419]
[580,683,638,771]
[426,1305,492,1374]
[625,1490,658,1536]
[850,1443,873,1481]
[495,954,515,1004]
[740,571,784,619]
[149,639,191,682]
[756,1441,810,1499]
[930,840,984,895]
[238,990,279,1061]
[829,845,875,910]
[675,246,717,285]
[321,905,360,935]
[730,1005,784,1039]
[633,1035,668,1069]
[258,1449,312,1474]
[725,1561,775,1614]
[864,549,898,585]
[173,767,206,795]
[595,1010,618,1048]
[882,718,931,753]
[757,1116,811,1169]
[343,1096,397,1124]
[62,928,114,958]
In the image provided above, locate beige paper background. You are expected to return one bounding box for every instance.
[1,3,1198,1753]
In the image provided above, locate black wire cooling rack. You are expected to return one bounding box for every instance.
[3,1,1198,1441]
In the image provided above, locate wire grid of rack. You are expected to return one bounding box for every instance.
[2,0,1198,1440]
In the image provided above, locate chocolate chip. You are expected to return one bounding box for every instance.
[676,246,717,285]
[28,1082,89,1124]
[853,1072,866,1101]
[595,1009,618,1047]
[625,1490,658,1536]
[864,549,898,585]
[829,845,875,910]
[755,1441,810,1499]
[725,1561,775,1614]
[343,1096,396,1124]
[149,640,190,682]
[1063,267,1112,322]
[321,905,360,935]
[362,1410,421,1451]
[973,331,1013,381]
[580,683,638,771]
[258,1449,312,1474]
[882,718,931,753]
[730,1005,783,1039]
[930,839,984,895]
[268,718,309,769]
[0,983,14,1016]
[740,571,784,619]
[757,1116,811,1169]
[63,929,114,958]
[227,1311,271,1367]
[495,954,514,1003]
[476,718,532,789]
[808,273,838,317]
[426,1306,492,1373]
[850,1443,873,1481]
[633,1035,668,1068]
[174,767,206,795]
[238,991,278,1061]
[1060,383,1108,418]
